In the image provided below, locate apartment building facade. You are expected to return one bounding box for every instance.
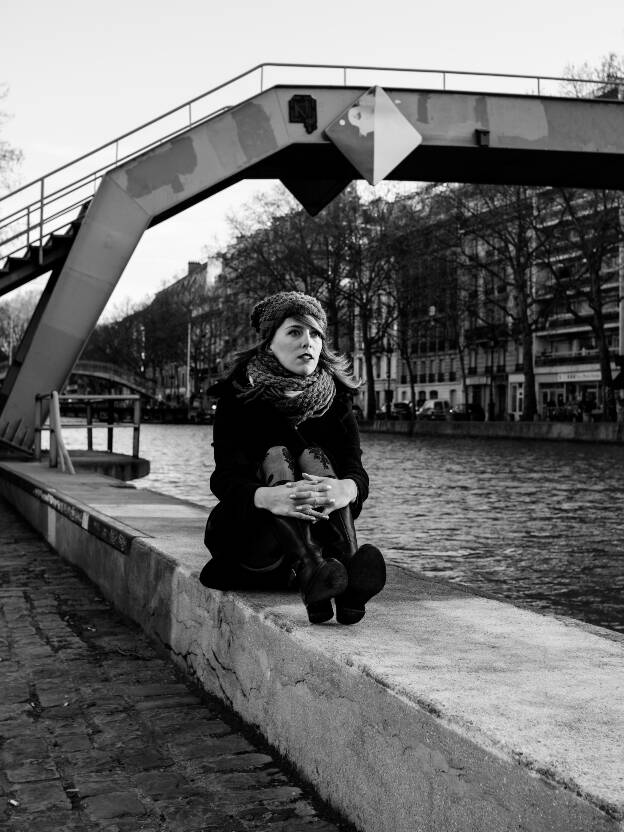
[352,189,623,420]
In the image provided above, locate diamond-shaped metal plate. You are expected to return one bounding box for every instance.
[281,177,352,216]
[325,86,423,186]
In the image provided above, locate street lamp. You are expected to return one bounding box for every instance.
[385,340,394,418]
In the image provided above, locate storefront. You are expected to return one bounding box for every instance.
[536,369,602,419]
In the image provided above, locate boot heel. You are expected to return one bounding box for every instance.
[302,558,348,605]
[307,599,334,624]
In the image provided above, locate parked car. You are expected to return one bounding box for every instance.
[415,399,450,420]
[392,401,414,419]
[448,402,485,422]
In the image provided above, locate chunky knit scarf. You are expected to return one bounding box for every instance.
[235,352,336,426]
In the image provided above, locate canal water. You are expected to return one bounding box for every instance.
[63,424,624,634]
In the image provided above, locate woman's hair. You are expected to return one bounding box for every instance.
[226,312,360,390]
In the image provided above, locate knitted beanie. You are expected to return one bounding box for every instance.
[250,291,327,338]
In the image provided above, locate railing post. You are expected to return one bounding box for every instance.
[86,402,93,451]
[537,77,541,96]
[260,65,264,91]
[132,397,141,458]
[49,393,58,469]
[38,179,44,264]
[107,399,114,453]
[34,395,42,461]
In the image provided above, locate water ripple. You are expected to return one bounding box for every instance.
[63,425,624,633]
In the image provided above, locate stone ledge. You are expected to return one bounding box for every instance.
[0,460,623,832]
[362,419,624,443]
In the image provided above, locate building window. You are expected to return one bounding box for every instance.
[511,382,524,414]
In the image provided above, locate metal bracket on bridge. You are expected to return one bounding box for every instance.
[288,94,318,134]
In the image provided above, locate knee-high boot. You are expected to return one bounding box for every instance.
[318,506,386,625]
[272,516,347,624]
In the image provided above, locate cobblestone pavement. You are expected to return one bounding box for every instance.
[0,497,351,832]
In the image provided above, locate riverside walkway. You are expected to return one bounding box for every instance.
[0,496,345,832]
[0,458,623,832]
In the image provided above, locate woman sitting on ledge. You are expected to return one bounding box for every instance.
[200,291,386,625]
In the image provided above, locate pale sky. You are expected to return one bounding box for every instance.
[1,0,622,317]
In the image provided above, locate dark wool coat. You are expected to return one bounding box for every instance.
[205,375,369,561]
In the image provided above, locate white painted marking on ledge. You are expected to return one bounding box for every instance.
[89,503,207,519]
[47,506,56,547]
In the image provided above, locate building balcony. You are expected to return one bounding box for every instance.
[465,323,510,344]
[539,309,619,332]
[535,350,617,367]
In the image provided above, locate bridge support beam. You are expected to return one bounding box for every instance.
[0,178,150,448]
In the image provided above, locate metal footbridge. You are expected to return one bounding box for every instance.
[1,62,624,451]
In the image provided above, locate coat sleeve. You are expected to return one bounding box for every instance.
[333,395,369,519]
[209,394,262,522]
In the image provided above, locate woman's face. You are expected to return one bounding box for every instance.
[269,316,323,376]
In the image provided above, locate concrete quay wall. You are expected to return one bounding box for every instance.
[1,460,623,832]
[362,418,624,443]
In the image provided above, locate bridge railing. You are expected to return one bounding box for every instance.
[34,392,141,470]
[1,62,622,270]
[71,361,157,396]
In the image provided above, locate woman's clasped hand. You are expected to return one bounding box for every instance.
[254,473,357,521]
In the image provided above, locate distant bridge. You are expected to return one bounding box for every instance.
[0,360,157,398]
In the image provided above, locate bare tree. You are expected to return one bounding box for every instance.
[537,188,623,420]
[81,298,148,377]
[342,195,400,419]
[445,183,561,420]
[0,290,38,363]
[561,53,624,99]
[390,191,459,411]
[0,84,22,196]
